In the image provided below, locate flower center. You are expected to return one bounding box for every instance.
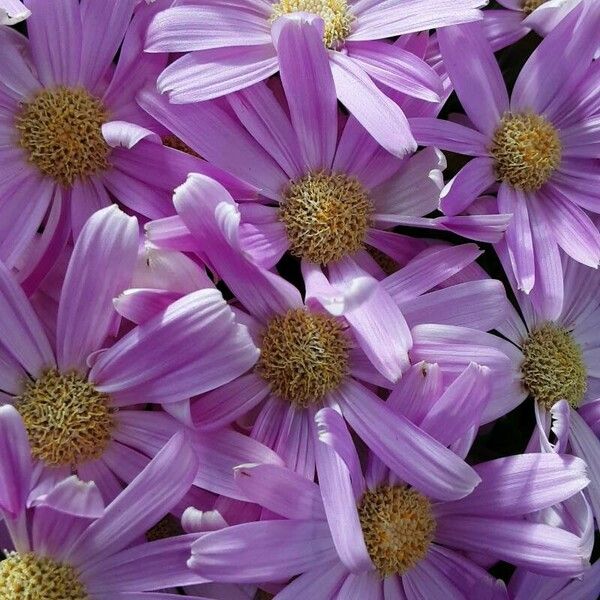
[254,592,274,600]
[490,112,561,191]
[15,87,110,187]
[0,552,88,600]
[521,323,587,410]
[15,370,114,467]
[279,171,372,265]
[270,0,354,48]
[358,486,436,577]
[522,0,547,15]
[255,309,349,408]
[146,514,185,542]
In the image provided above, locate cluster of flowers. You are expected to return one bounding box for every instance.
[0,0,599,598]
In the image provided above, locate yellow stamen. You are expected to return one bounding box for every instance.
[255,309,349,407]
[270,0,354,48]
[15,370,113,467]
[490,112,561,191]
[521,323,587,410]
[15,87,110,186]
[358,486,436,577]
[0,552,89,600]
[279,171,372,265]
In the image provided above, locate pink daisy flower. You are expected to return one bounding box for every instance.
[0,0,242,281]
[489,244,600,525]
[188,412,590,596]
[0,205,258,503]
[410,7,600,306]
[0,421,211,597]
[146,2,487,156]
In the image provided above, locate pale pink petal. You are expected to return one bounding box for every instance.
[57,206,138,372]
[273,13,337,170]
[157,45,279,103]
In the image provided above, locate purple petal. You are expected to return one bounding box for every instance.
[174,173,303,322]
[83,534,205,593]
[527,196,564,321]
[146,5,270,53]
[409,117,489,156]
[419,363,491,447]
[193,428,284,500]
[313,412,373,572]
[68,432,198,569]
[497,184,536,294]
[435,516,588,577]
[383,243,482,304]
[191,373,271,431]
[25,0,82,87]
[90,289,259,405]
[79,0,137,91]
[228,82,303,179]
[57,206,138,372]
[338,379,481,501]
[233,463,325,520]
[349,0,486,41]
[0,260,55,376]
[440,157,496,216]
[189,520,337,582]
[569,409,600,527]
[0,405,32,518]
[273,560,348,599]
[401,280,509,331]
[438,453,590,518]
[273,13,337,170]
[437,21,508,136]
[0,0,30,25]
[328,257,411,382]
[157,45,279,103]
[346,40,442,103]
[329,51,416,158]
[315,406,366,498]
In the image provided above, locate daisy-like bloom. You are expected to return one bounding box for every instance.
[146,2,487,156]
[142,172,493,505]
[188,409,591,597]
[409,8,600,306]
[0,418,213,598]
[0,205,258,503]
[0,0,248,280]
[484,244,600,526]
[0,0,29,24]
[483,0,599,53]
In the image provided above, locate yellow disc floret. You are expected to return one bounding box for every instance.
[0,552,89,600]
[15,86,110,186]
[270,0,354,48]
[521,323,587,410]
[490,112,561,191]
[279,171,373,265]
[15,370,113,467]
[255,309,349,407]
[358,485,436,577]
